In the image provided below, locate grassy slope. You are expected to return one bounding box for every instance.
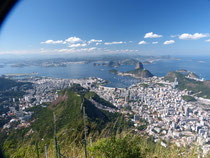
[89,135,201,158]
[0,87,131,158]
[85,91,117,109]
[0,85,204,158]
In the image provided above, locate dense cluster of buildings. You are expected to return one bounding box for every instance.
[0,76,209,155]
[91,76,209,156]
[0,77,105,131]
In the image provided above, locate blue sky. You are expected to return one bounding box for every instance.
[1,0,210,57]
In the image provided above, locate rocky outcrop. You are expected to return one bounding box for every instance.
[188,72,199,79]
[108,62,153,78]
[127,68,153,78]
[135,62,144,69]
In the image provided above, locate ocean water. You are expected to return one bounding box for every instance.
[0,56,210,88]
[144,56,210,79]
[0,63,139,88]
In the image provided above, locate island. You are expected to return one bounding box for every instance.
[109,62,154,78]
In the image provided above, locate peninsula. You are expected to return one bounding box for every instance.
[109,62,154,78]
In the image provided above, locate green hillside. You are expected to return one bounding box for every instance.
[127,68,153,78]
[165,71,210,99]
[0,77,32,96]
[0,77,17,91]
[0,85,203,158]
[0,77,25,91]
[89,135,200,158]
[0,86,131,158]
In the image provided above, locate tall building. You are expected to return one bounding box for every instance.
[185,106,189,116]
[125,96,129,103]
[134,114,140,122]
[172,77,178,88]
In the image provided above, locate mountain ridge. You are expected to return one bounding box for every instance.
[0,86,132,157]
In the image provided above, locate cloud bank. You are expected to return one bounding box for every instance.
[104,41,125,45]
[179,33,208,40]
[41,40,63,44]
[88,39,102,44]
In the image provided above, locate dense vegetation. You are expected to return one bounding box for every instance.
[89,135,200,158]
[0,85,206,157]
[140,83,149,88]
[0,87,131,157]
[127,68,154,78]
[182,95,197,102]
[85,91,117,109]
[0,77,31,91]
[165,71,210,99]
[0,77,21,91]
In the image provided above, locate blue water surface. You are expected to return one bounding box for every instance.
[0,56,210,88]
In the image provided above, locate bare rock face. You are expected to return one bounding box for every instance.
[188,72,199,79]
[135,62,144,70]
[128,62,153,78]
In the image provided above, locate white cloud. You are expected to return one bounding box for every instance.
[57,48,75,53]
[64,36,82,43]
[163,40,175,45]
[152,41,158,44]
[121,49,138,52]
[41,36,83,45]
[138,41,147,45]
[96,43,101,46]
[68,43,87,48]
[56,47,96,53]
[87,47,96,51]
[179,33,208,40]
[41,40,63,44]
[104,41,125,45]
[88,39,102,44]
[144,32,162,38]
[205,39,210,42]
